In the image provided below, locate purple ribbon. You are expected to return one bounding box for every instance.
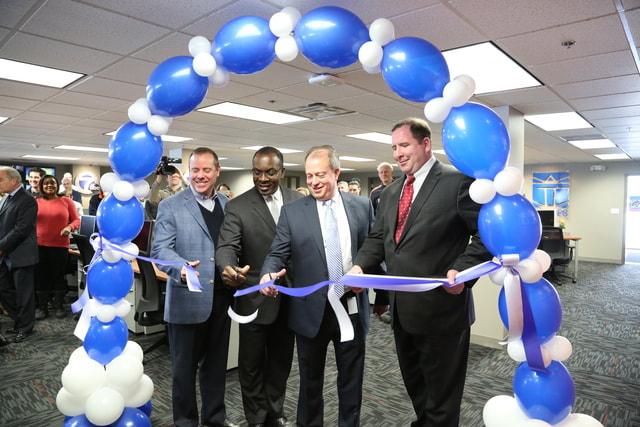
[519,274,549,373]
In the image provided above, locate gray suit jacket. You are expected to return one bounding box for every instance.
[261,192,374,339]
[0,187,38,268]
[355,160,492,335]
[216,186,303,324]
[151,188,229,324]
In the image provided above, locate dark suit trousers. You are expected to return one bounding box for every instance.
[238,300,295,424]
[0,260,35,333]
[393,310,470,427]
[167,288,232,427]
[296,302,366,427]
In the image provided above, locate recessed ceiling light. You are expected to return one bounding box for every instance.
[593,153,630,160]
[433,149,446,155]
[340,168,355,171]
[22,154,80,161]
[198,102,309,125]
[0,116,9,124]
[346,132,391,144]
[0,58,84,88]
[442,42,541,94]
[54,145,109,153]
[340,156,375,162]
[241,146,303,154]
[220,166,244,170]
[104,131,192,143]
[568,139,616,150]
[525,112,592,132]
[283,163,299,167]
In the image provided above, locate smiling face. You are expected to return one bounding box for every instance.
[189,152,220,197]
[306,149,339,202]
[391,124,431,175]
[40,176,59,199]
[378,165,393,185]
[0,170,19,194]
[253,152,284,196]
[28,171,42,192]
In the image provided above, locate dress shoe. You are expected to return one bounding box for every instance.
[0,334,10,347]
[55,307,67,319]
[248,424,265,427]
[268,417,294,427]
[35,308,48,320]
[14,330,32,343]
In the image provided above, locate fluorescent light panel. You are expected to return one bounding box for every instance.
[594,153,629,160]
[54,145,109,153]
[0,116,9,124]
[104,131,192,143]
[442,42,541,94]
[340,156,375,162]
[220,166,244,170]
[568,139,616,150]
[22,154,80,161]
[0,58,84,88]
[198,102,309,125]
[241,146,303,154]
[283,163,299,167]
[525,112,592,132]
[346,132,391,144]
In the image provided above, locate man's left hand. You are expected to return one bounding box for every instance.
[444,269,464,294]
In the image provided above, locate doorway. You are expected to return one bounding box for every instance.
[625,175,640,264]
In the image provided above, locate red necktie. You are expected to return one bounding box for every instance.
[395,174,415,243]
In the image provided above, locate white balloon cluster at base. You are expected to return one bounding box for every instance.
[56,342,154,426]
[483,395,603,427]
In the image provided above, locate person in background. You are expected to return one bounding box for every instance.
[260,145,375,427]
[216,183,233,199]
[348,179,361,196]
[59,175,82,204]
[350,118,492,426]
[26,167,45,197]
[88,187,105,216]
[151,147,238,427]
[337,180,348,193]
[0,167,39,345]
[217,147,302,427]
[34,175,80,320]
[149,167,189,207]
[296,187,310,196]
[369,162,394,213]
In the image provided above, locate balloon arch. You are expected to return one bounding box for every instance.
[56,6,602,427]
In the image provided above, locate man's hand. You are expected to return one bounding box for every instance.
[346,265,364,293]
[373,304,389,316]
[444,269,464,294]
[259,269,286,296]
[181,260,200,282]
[222,264,250,287]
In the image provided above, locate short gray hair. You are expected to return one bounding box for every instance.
[377,162,393,172]
[305,145,340,170]
[0,166,22,183]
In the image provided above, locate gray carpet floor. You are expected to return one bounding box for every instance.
[1,261,638,426]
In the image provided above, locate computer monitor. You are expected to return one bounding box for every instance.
[538,210,555,227]
[132,220,154,255]
[78,215,97,236]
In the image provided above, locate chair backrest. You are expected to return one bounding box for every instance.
[538,226,566,259]
[78,215,97,236]
[134,258,163,325]
[71,233,95,266]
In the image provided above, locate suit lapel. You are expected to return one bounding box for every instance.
[341,193,360,259]
[249,187,276,232]
[303,196,326,261]
[183,190,212,241]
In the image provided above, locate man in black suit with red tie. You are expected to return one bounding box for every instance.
[0,167,39,345]
[351,118,492,427]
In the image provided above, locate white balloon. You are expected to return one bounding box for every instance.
[269,12,294,37]
[363,63,381,74]
[424,97,451,123]
[120,242,139,261]
[122,341,144,362]
[188,35,211,57]
[106,355,144,390]
[61,357,106,396]
[443,79,470,107]
[456,74,476,95]
[507,340,526,362]
[553,413,603,427]
[193,52,217,77]
[100,173,120,194]
[483,395,530,427]
[101,247,122,264]
[113,180,135,202]
[68,346,90,364]
[515,258,543,283]
[494,167,523,196]
[147,115,172,136]
[358,41,383,68]
[56,387,87,417]
[275,36,299,62]
[530,249,551,272]
[208,67,229,88]
[96,303,117,323]
[114,299,132,318]
[124,374,154,408]
[518,420,551,426]
[369,18,395,46]
[469,179,496,204]
[489,266,507,286]
[281,7,301,27]
[132,179,150,199]
[85,387,125,426]
[134,97,148,106]
[543,335,572,361]
[128,102,151,125]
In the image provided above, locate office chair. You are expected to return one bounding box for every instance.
[71,233,96,291]
[538,226,576,285]
[134,258,167,354]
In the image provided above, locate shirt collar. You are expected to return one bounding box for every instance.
[189,185,217,201]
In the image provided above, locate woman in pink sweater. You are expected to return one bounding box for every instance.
[35,175,80,319]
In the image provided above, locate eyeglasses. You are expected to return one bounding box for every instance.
[252,168,281,178]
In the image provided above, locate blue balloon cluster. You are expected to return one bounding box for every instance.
[109,122,163,182]
[63,407,151,427]
[212,16,277,74]
[97,193,144,245]
[83,317,128,365]
[87,257,134,305]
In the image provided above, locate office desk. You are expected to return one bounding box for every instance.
[564,235,582,279]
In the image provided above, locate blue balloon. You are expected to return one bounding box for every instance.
[113,408,151,427]
[212,16,277,74]
[514,361,575,424]
[87,256,134,304]
[295,6,369,68]
[442,102,510,180]
[62,414,93,427]
[498,277,562,343]
[478,194,542,260]
[109,122,163,182]
[83,316,128,365]
[381,37,450,102]
[137,400,153,417]
[146,56,209,116]
[97,193,144,245]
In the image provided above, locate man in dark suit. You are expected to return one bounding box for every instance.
[351,118,492,427]
[151,148,238,427]
[217,147,302,427]
[261,145,375,427]
[0,167,39,345]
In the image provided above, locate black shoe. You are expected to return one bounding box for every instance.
[223,420,240,427]
[0,334,10,347]
[55,307,67,319]
[35,308,48,320]
[5,328,18,334]
[271,417,294,427]
[14,330,32,343]
[248,424,265,427]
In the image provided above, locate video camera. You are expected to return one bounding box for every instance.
[157,156,182,175]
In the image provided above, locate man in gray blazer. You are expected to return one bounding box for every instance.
[151,147,238,427]
[351,118,492,427]
[0,167,38,345]
[261,145,375,427]
[217,147,303,427]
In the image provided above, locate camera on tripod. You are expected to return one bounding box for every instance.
[157,156,182,175]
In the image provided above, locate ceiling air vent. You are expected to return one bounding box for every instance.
[280,103,356,120]
[559,133,606,142]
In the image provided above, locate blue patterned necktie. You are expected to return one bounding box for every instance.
[324,200,345,298]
